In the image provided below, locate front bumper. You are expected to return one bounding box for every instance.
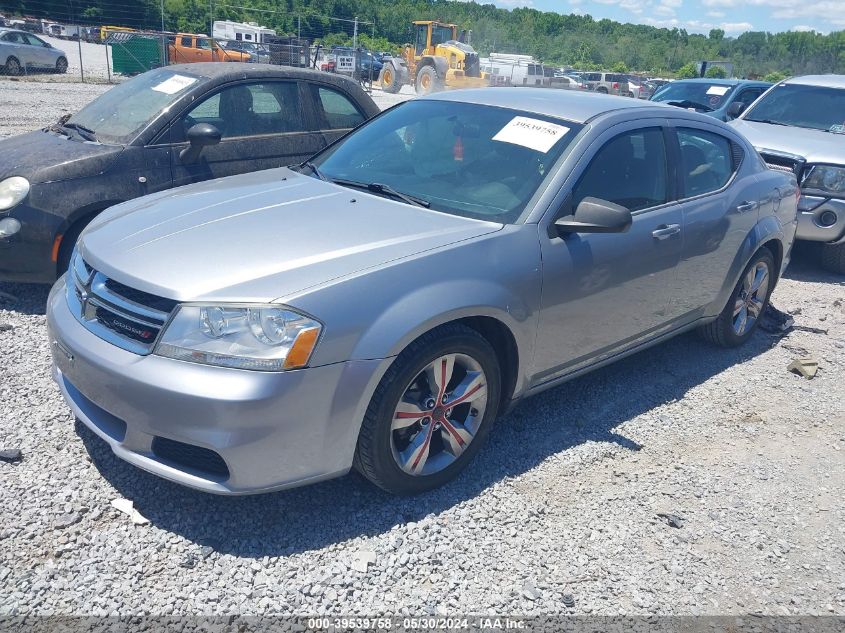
[0,203,61,283]
[46,278,386,494]
[796,196,845,244]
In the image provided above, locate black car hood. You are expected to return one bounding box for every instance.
[0,130,124,184]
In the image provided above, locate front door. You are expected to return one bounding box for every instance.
[168,80,325,187]
[309,84,369,146]
[533,122,684,383]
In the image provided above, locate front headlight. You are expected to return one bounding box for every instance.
[155,305,322,371]
[0,176,30,211]
[802,164,845,197]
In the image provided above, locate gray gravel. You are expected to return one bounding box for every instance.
[0,82,844,618]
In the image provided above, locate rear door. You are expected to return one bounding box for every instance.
[1,31,27,67]
[668,123,767,317]
[309,84,369,146]
[168,80,324,186]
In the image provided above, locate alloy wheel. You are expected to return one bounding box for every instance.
[732,261,770,335]
[390,353,488,476]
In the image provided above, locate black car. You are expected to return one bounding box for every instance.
[0,63,379,283]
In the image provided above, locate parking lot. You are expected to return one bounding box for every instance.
[0,79,844,617]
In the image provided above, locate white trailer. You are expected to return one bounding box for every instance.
[212,20,276,44]
[481,53,546,87]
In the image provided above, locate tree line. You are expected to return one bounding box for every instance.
[2,0,843,76]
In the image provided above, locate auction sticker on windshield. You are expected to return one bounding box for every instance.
[493,116,570,153]
[152,75,198,95]
[706,85,730,96]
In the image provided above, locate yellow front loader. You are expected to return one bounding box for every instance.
[379,21,490,95]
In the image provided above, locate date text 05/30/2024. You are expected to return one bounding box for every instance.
[307,617,526,630]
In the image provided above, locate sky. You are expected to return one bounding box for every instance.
[483,0,843,35]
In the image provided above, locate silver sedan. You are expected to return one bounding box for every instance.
[0,28,67,74]
[47,89,798,495]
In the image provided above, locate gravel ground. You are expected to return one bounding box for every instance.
[0,82,844,619]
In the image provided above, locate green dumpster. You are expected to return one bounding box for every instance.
[109,33,164,75]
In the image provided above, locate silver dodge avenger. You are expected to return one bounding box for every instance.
[47,89,798,495]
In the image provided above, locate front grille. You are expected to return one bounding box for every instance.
[152,437,230,480]
[67,252,176,355]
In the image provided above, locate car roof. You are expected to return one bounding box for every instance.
[668,78,769,87]
[423,87,669,124]
[784,74,845,89]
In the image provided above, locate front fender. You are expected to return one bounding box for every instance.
[707,215,786,318]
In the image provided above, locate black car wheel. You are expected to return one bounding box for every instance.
[55,57,68,74]
[699,248,776,347]
[4,57,21,76]
[820,242,845,275]
[354,323,501,495]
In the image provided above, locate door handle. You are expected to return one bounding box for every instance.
[651,224,681,240]
[736,201,757,213]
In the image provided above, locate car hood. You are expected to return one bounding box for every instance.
[0,130,123,184]
[730,119,845,165]
[80,168,503,303]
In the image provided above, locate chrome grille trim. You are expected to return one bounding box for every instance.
[66,252,175,355]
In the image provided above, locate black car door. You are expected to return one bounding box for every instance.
[310,83,369,146]
[168,80,326,187]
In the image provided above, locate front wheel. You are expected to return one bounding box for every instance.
[380,63,402,94]
[698,248,776,347]
[415,65,442,95]
[55,57,68,74]
[820,242,845,274]
[354,324,501,495]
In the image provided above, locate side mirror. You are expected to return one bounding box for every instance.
[726,102,746,119]
[554,197,633,236]
[179,123,221,164]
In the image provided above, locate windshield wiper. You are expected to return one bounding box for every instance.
[665,99,714,112]
[332,179,430,208]
[298,160,328,181]
[62,122,98,142]
[45,123,70,137]
[744,118,794,128]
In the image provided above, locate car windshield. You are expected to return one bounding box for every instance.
[310,100,583,223]
[651,82,736,111]
[743,83,845,133]
[66,68,205,144]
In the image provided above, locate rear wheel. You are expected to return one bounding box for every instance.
[354,323,501,495]
[4,57,21,76]
[55,57,68,74]
[415,65,442,96]
[820,242,845,274]
[596,86,608,94]
[380,63,402,94]
[698,249,775,347]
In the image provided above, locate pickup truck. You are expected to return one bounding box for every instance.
[167,33,251,64]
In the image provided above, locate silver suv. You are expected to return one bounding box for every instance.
[730,75,845,273]
[47,89,797,495]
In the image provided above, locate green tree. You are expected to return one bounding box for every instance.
[763,71,788,83]
[611,61,629,73]
[704,65,727,78]
[676,62,698,79]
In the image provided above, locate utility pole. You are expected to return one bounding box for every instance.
[298,15,301,41]
[160,0,165,32]
[208,0,213,38]
[353,17,358,50]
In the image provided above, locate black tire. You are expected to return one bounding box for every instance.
[699,248,776,347]
[56,217,95,276]
[596,86,608,94]
[354,323,501,495]
[415,65,442,96]
[820,242,845,274]
[5,57,21,76]
[55,57,68,74]
[380,63,402,94]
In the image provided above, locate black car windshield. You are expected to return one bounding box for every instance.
[310,100,583,223]
[743,83,845,133]
[651,82,737,110]
[66,68,205,144]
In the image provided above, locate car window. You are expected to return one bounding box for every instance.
[24,34,46,46]
[574,128,668,212]
[196,38,212,50]
[677,128,734,198]
[735,88,765,107]
[180,36,192,47]
[178,81,303,140]
[3,32,22,43]
[314,86,365,130]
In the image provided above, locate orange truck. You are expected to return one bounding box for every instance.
[167,33,251,64]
